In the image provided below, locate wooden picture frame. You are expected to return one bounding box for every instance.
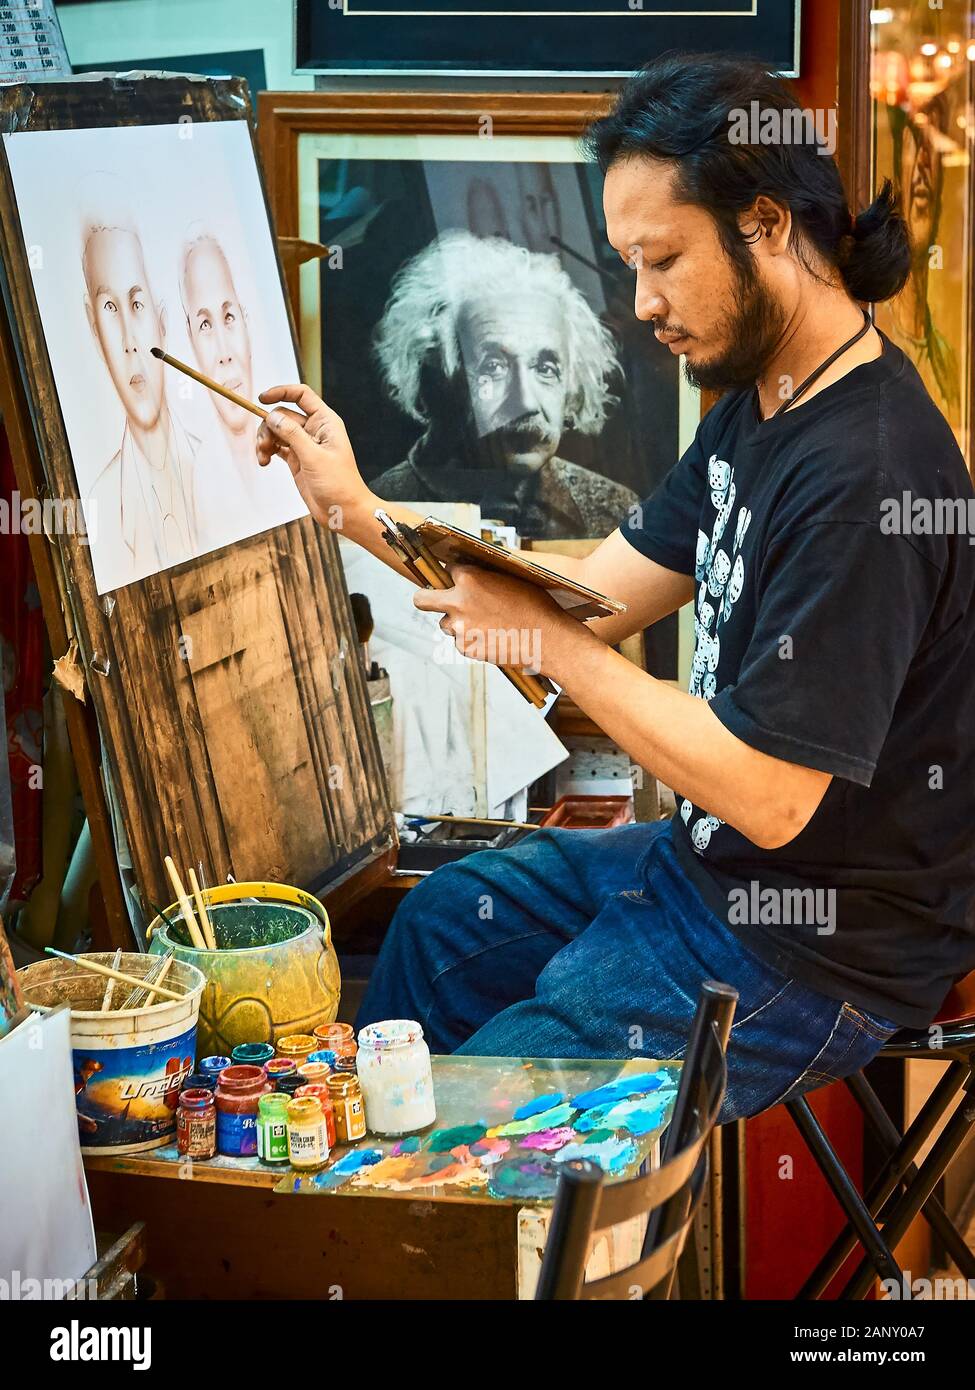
[258,91,694,554]
[868,2,974,469]
[0,75,396,944]
[292,0,802,80]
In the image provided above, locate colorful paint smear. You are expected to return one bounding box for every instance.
[553,1137,638,1173]
[518,1126,577,1152]
[427,1123,487,1152]
[488,1102,575,1137]
[570,1068,677,1111]
[575,1095,670,1137]
[512,1091,565,1121]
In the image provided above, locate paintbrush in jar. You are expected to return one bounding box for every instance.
[100,948,122,1011]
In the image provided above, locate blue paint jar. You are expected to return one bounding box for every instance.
[200,1055,231,1088]
[308,1049,337,1069]
[181,1071,215,1093]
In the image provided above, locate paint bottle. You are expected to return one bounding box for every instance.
[275,1071,309,1099]
[294,1083,336,1149]
[263,1057,298,1089]
[231,1042,275,1069]
[307,1049,337,1069]
[356,1020,436,1136]
[327,1072,367,1144]
[256,1092,291,1164]
[297,1060,331,1086]
[181,1070,215,1094]
[176,1088,216,1159]
[286,1096,330,1170]
[215,1064,270,1157]
[200,1055,232,1088]
[335,1056,358,1076]
[276,1034,317,1065]
[313,1021,357,1060]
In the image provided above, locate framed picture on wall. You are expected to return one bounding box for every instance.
[294,0,801,79]
[870,1,974,468]
[259,92,697,548]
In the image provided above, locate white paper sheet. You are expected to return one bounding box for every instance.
[0,1008,97,1295]
[340,504,567,816]
[4,120,308,594]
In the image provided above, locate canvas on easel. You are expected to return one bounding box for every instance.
[0,75,395,935]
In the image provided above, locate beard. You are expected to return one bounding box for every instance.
[681,253,788,393]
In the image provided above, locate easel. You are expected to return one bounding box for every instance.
[0,75,398,951]
[0,310,131,950]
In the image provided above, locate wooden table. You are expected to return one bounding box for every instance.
[84,1055,677,1299]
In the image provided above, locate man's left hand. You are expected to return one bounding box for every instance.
[412,564,581,676]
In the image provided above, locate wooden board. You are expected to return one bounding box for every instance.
[0,75,395,925]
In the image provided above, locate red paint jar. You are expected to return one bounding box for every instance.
[294,1083,336,1148]
[177,1088,216,1158]
[264,1058,298,1089]
[215,1064,270,1156]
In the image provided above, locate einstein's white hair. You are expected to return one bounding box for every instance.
[374,230,620,434]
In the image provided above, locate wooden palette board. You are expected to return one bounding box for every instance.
[0,75,395,934]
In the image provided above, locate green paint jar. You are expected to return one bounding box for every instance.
[257,1092,291,1164]
[232,1042,275,1068]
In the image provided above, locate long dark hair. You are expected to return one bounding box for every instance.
[584,53,911,304]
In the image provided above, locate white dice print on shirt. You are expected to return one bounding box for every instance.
[686,454,752,854]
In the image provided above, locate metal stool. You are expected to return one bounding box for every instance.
[787,972,975,1299]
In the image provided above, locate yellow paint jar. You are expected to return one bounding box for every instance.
[287,1095,330,1170]
[277,1034,317,1064]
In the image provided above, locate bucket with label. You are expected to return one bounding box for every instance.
[18,953,206,1154]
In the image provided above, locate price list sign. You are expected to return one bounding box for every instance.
[0,1,69,82]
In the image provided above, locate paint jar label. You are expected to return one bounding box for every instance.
[177,1109,216,1159]
[257,1118,289,1163]
[336,1096,367,1142]
[288,1120,329,1168]
[73,1025,196,1152]
[216,1110,258,1157]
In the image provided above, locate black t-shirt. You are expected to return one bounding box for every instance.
[622,333,975,1027]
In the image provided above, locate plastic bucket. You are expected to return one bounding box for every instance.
[17,953,206,1155]
[147,886,341,1057]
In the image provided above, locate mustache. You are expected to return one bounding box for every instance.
[484,415,559,447]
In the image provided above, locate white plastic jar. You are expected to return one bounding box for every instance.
[356,1019,437,1136]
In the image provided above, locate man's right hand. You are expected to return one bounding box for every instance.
[256,383,370,529]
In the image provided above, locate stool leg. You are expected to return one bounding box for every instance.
[796,1063,964,1299]
[849,1071,975,1281]
[842,1078,975,1300]
[787,1096,905,1291]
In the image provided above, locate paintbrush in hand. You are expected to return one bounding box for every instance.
[150,347,267,421]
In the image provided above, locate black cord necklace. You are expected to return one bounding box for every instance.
[767,309,874,419]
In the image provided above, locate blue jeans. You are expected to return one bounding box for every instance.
[356,821,900,1122]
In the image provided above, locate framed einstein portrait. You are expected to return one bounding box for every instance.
[870,1,974,468]
[259,93,698,546]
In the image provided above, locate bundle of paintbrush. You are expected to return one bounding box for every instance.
[120,946,176,1009]
[43,946,187,1005]
[374,509,552,708]
[162,854,218,951]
